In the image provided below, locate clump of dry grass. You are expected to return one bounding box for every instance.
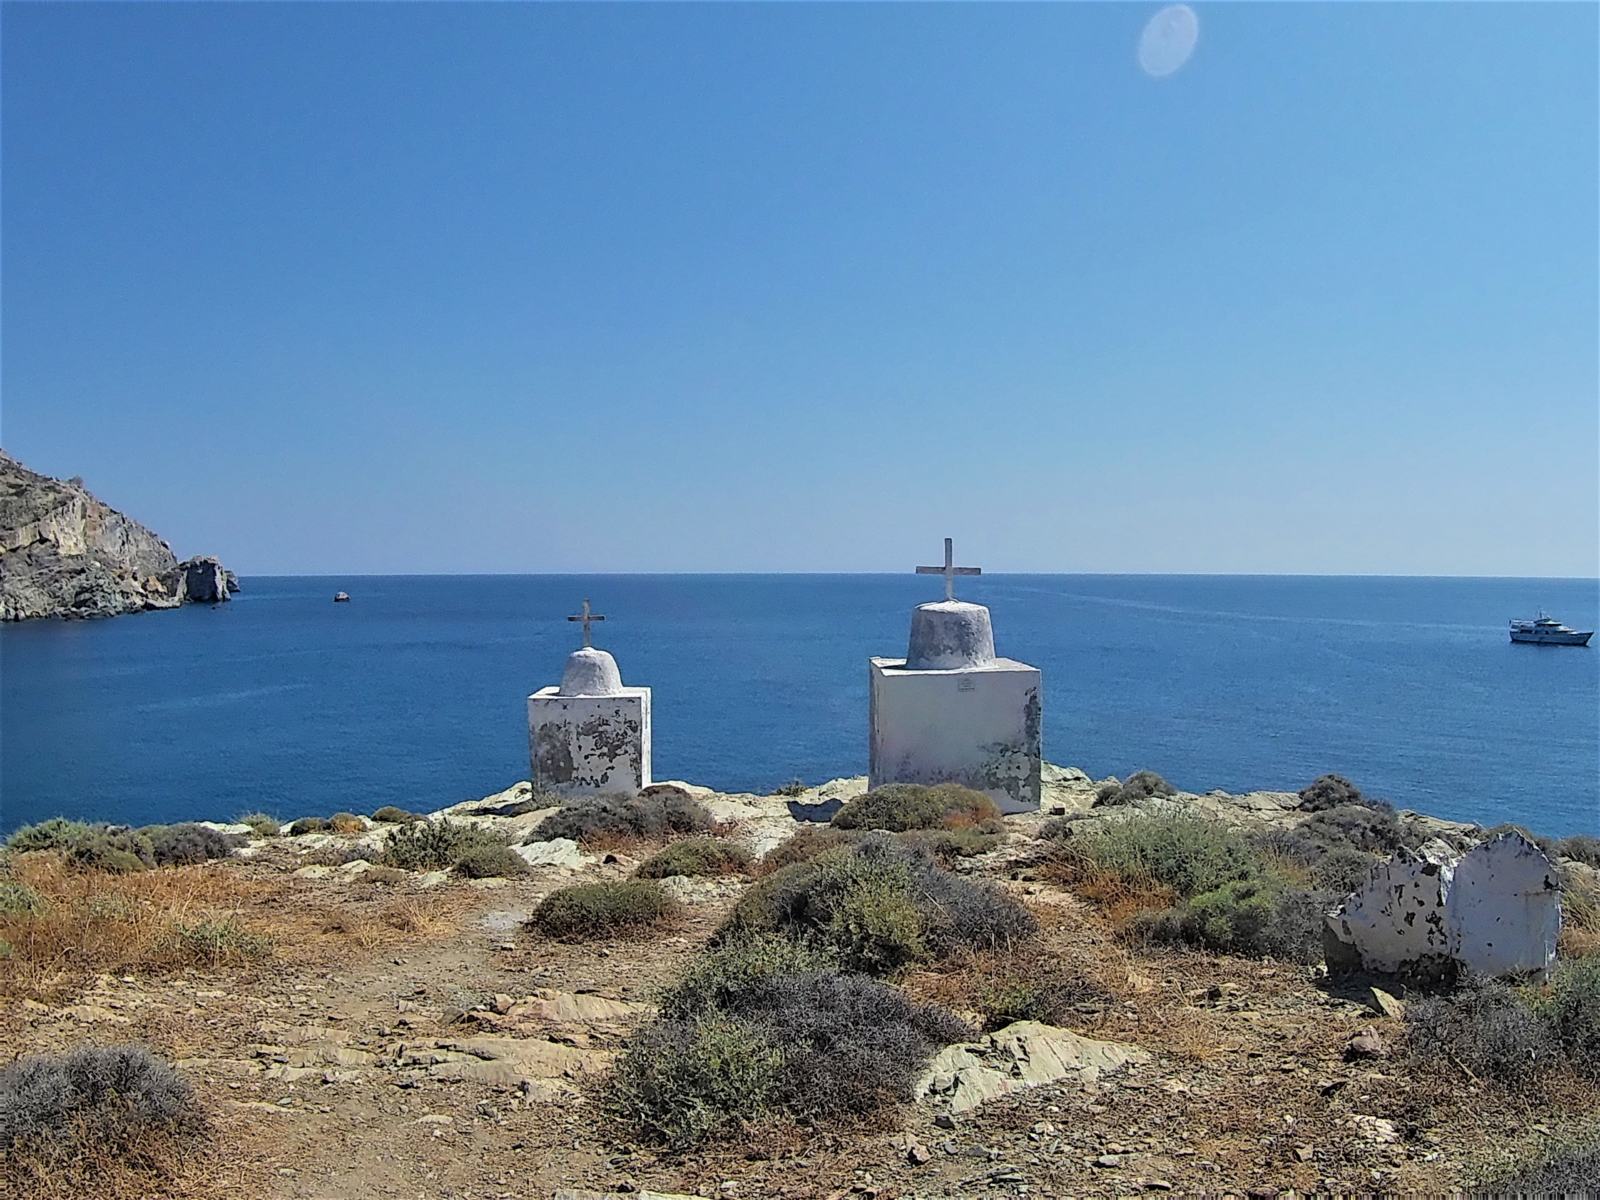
[0,856,277,1002]
[908,945,1116,1031]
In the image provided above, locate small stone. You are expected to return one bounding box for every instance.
[907,1144,931,1166]
[1368,986,1406,1020]
[1095,1155,1123,1168]
[934,1113,957,1130]
[492,993,513,1014]
[1141,1182,1173,1192]
[1295,1146,1315,1163]
[1346,1028,1387,1061]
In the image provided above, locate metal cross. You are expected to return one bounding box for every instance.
[916,537,981,601]
[567,598,606,648]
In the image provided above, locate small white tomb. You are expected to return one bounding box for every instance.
[527,599,651,798]
[869,539,1042,813]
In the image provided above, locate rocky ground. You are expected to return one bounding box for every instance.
[2,766,1594,1199]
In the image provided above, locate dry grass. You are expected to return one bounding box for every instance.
[0,855,279,1002]
[1043,859,1178,928]
[3,1120,223,1200]
[1560,878,1600,959]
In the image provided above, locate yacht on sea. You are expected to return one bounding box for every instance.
[1508,612,1593,646]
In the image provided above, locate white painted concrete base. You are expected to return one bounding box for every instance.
[1324,831,1561,979]
[868,657,1041,813]
[527,687,651,798]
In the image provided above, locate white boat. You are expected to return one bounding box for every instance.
[1509,612,1592,646]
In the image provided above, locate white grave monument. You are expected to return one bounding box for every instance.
[869,538,1042,813]
[527,599,652,797]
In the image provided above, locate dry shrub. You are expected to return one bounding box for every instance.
[637,836,751,879]
[530,880,677,941]
[328,812,365,834]
[0,1043,207,1199]
[911,945,1115,1031]
[1560,868,1600,959]
[531,791,715,850]
[379,894,454,936]
[758,825,859,874]
[1045,860,1178,926]
[831,783,1000,833]
[1094,770,1176,807]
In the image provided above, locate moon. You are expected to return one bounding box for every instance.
[1138,4,1200,78]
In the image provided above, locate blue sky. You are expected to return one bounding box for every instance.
[3,3,1595,576]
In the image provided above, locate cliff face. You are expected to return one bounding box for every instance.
[0,450,233,620]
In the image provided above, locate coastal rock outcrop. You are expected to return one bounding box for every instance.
[0,449,233,620]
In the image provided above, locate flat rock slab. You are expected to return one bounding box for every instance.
[513,837,591,870]
[918,1020,1150,1113]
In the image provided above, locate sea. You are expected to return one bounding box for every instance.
[1,575,1597,837]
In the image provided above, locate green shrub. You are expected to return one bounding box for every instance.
[1472,1128,1600,1194]
[1404,978,1556,1088]
[302,843,379,868]
[758,825,859,872]
[1297,773,1394,813]
[1554,835,1600,868]
[6,818,96,853]
[771,779,807,798]
[0,1044,206,1183]
[371,805,423,824]
[1309,845,1377,894]
[381,818,507,871]
[530,880,677,941]
[451,844,529,879]
[1135,878,1332,963]
[610,1013,784,1148]
[637,837,751,879]
[614,942,969,1148]
[718,834,1035,974]
[5,818,156,871]
[656,936,838,1021]
[832,783,1000,832]
[140,823,243,867]
[1093,770,1176,807]
[170,919,271,967]
[237,812,279,838]
[287,817,331,836]
[531,791,715,846]
[0,879,43,915]
[1061,813,1265,900]
[1536,956,1600,1078]
[898,827,1003,863]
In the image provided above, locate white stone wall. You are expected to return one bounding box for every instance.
[527,687,651,798]
[869,657,1041,813]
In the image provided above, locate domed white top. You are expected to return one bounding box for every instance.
[905,600,996,670]
[558,647,624,696]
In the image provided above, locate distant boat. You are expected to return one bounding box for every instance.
[333,592,351,603]
[1509,613,1592,646]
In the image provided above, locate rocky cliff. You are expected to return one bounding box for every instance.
[0,450,235,620]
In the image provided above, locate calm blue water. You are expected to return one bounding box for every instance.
[2,575,1597,836]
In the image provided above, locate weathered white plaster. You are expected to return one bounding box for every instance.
[906,601,996,669]
[1449,832,1561,977]
[559,648,624,697]
[528,684,651,799]
[1324,831,1560,979]
[869,654,1042,813]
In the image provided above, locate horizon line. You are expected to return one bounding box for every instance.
[227,569,1600,582]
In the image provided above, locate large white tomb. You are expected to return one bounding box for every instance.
[869,539,1042,814]
[527,599,651,797]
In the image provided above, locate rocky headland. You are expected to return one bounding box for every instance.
[0,450,235,620]
[2,764,1596,1198]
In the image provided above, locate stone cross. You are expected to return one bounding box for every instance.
[567,598,606,648]
[916,537,981,602]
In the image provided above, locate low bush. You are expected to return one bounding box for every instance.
[899,826,1004,863]
[1308,845,1377,894]
[1055,813,1265,900]
[371,805,423,824]
[237,812,279,838]
[637,837,751,879]
[287,816,332,836]
[1554,835,1600,868]
[451,844,529,879]
[1404,978,1557,1088]
[169,918,271,967]
[918,946,1114,1030]
[302,843,379,868]
[1297,773,1394,813]
[771,779,807,798]
[381,818,508,871]
[531,791,716,847]
[328,812,366,834]
[718,834,1035,975]
[530,879,677,941]
[832,783,1001,833]
[1474,1129,1600,1194]
[1134,878,1333,964]
[758,825,858,873]
[1093,770,1176,807]
[141,823,243,867]
[6,819,156,873]
[0,1043,206,1189]
[613,937,969,1148]
[0,880,43,916]
[1535,956,1600,1078]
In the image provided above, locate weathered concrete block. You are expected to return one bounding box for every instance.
[869,655,1041,813]
[527,687,650,799]
[1324,831,1560,980]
